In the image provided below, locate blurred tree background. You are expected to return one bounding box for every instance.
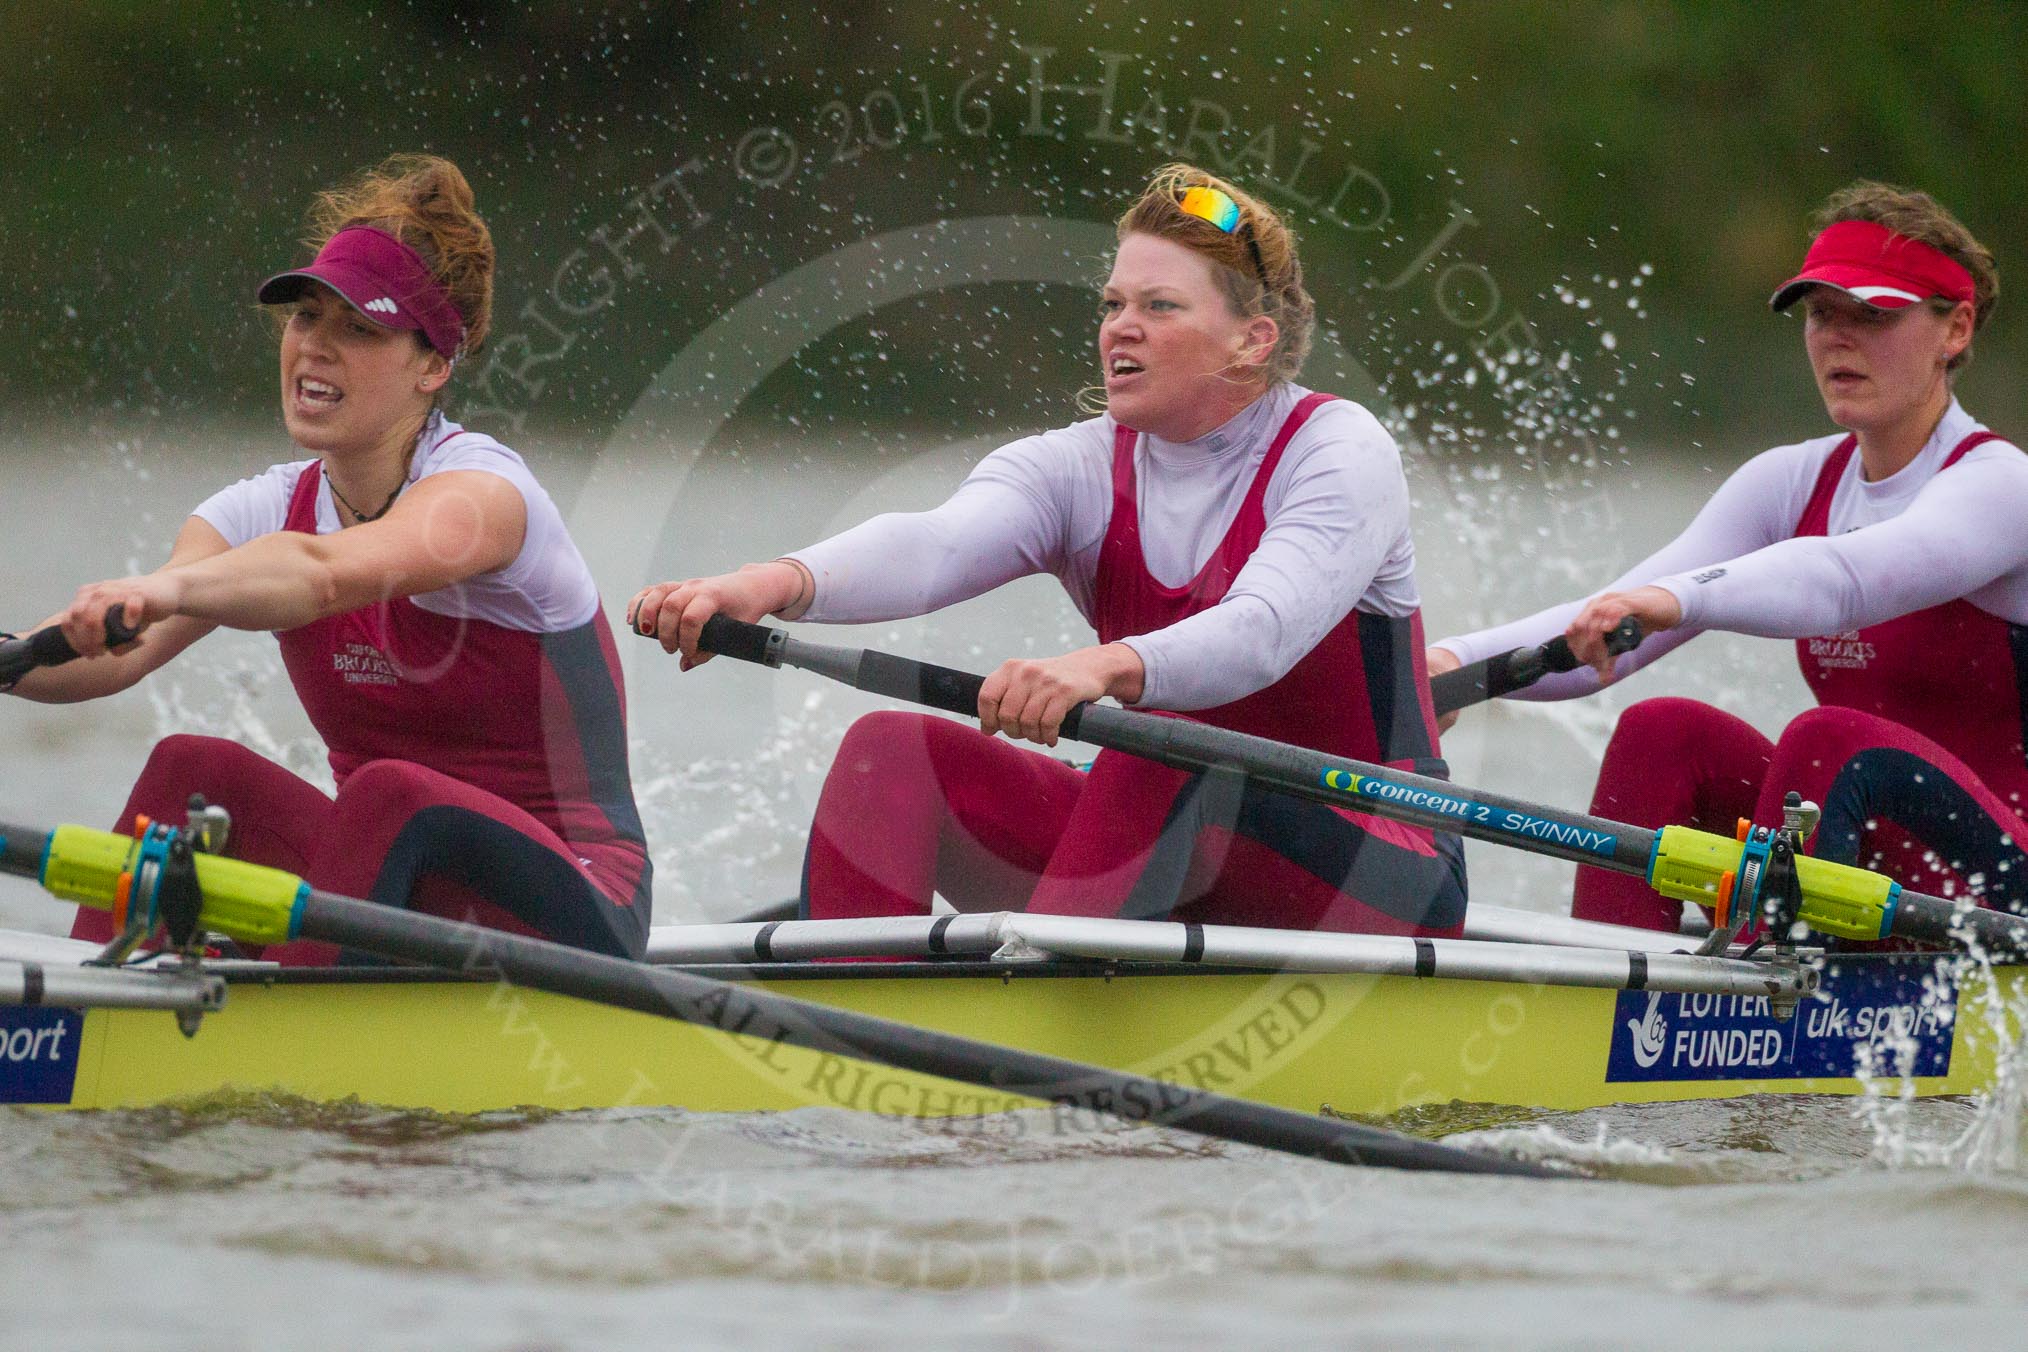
[3,0,2022,457]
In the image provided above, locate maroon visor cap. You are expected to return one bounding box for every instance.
[257,226,465,359]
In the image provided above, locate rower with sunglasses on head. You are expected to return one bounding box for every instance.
[633,163,1464,934]
[1430,181,2028,936]
[5,155,651,963]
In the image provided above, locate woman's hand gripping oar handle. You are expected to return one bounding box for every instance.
[1431,616,1643,717]
[0,615,144,689]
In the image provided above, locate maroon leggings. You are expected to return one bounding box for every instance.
[1574,698,2028,932]
[71,734,648,963]
[802,711,1467,935]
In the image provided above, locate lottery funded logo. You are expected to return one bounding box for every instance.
[1606,959,1955,1083]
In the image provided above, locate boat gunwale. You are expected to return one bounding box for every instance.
[191,948,1990,989]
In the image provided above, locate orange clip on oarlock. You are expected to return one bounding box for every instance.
[111,871,133,931]
[1713,871,1736,929]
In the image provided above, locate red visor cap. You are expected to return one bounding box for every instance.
[1770,219,1976,313]
[257,226,465,358]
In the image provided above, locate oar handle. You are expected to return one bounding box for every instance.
[1430,616,1642,716]
[700,613,1015,727]
[0,615,142,688]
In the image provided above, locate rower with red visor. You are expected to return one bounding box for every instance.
[4,154,652,962]
[633,163,1465,936]
[1430,181,2028,936]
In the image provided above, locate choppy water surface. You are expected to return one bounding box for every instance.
[5,1094,2028,1350]
[4,422,2025,1349]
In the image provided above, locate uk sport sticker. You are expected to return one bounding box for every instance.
[0,1006,83,1104]
[1606,959,1955,1083]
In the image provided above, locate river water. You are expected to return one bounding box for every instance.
[3,417,2021,1350]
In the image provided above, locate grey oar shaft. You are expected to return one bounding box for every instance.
[1075,703,1659,874]
[765,628,1659,876]
[0,961,224,1013]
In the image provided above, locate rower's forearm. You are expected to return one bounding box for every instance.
[789,489,1046,624]
[8,659,143,703]
[7,613,212,703]
[1122,596,1304,710]
[166,533,356,630]
[1434,600,1584,669]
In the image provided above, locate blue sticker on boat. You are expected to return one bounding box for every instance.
[1317,768,1617,857]
[1606,960,1955,1083]
[0,1006,83,1104]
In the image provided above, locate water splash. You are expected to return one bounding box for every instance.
[631,688,845,921]
[144,645,333,790]
[1854,947,2028,1172]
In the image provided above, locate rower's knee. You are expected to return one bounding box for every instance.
[120,734,273,830]
[828,710,972,790]
[333,758,458,827]
[1603,697,1723,764]
[1770,706,1894,778]
[834,710,935,763]
[136,733,263,786]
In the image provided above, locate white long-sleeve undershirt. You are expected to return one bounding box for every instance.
[1433,400,2028,700]
[787,384,1423,711]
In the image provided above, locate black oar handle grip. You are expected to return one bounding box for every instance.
[696,613,783,667]
[859,650,987,720]
[854,651,1093,736]
[1430,615,1643,716]
[0,614,143,688]
[694,613,1074,731]
[1535,616,1643,678]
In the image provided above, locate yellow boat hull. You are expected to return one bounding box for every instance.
[8,954,2016,1117]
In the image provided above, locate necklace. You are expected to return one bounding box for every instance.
[324,466,406,523]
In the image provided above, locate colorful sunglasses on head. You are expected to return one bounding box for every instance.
[1178,186,1243,233]
[1176,186,1269,289]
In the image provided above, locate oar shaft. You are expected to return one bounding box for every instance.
[1886,892,2028,957]
[1074,701,1659,874]
[726,618,1660,877]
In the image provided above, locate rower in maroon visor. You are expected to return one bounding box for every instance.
[4,155,651,963]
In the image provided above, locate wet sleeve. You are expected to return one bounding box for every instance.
[789,427,1099,623]
[1653,446,2028,637]
[1428,443,1816,699]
